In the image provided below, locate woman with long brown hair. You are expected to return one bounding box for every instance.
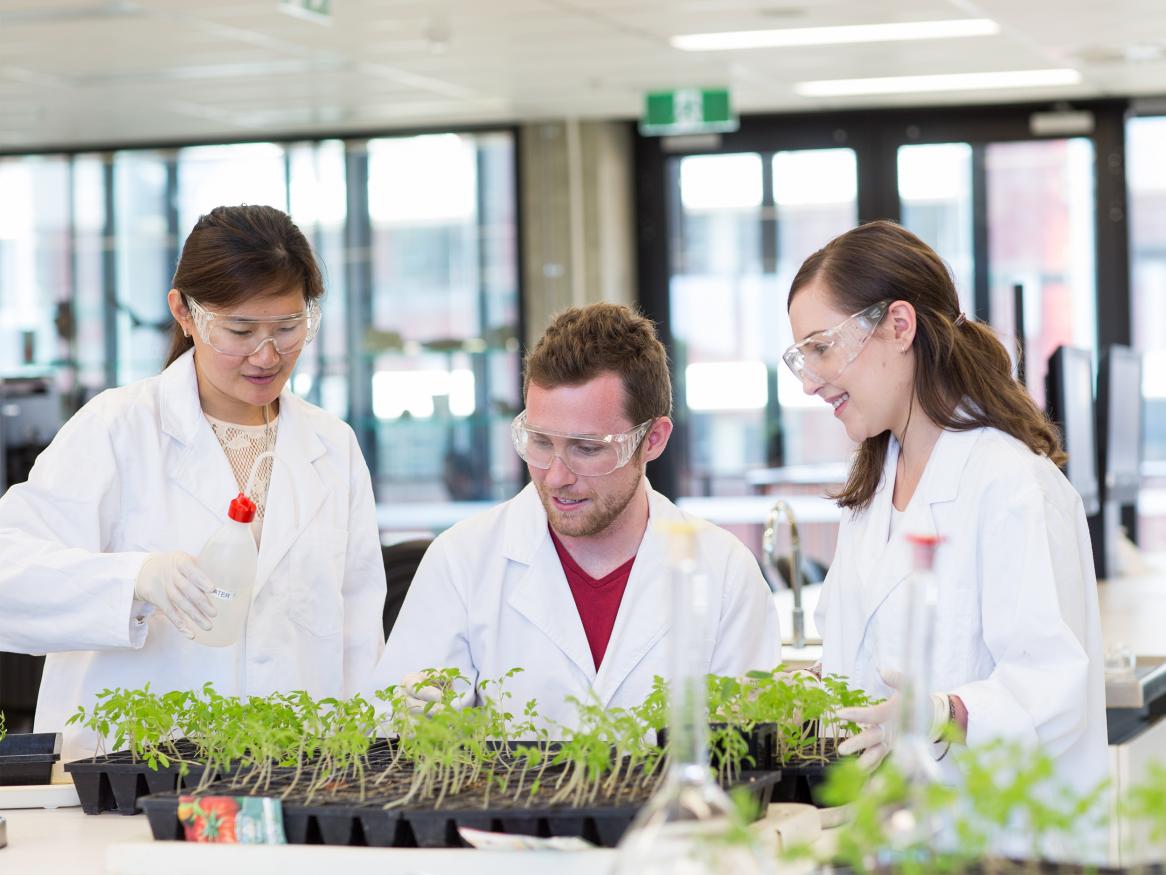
[786,221,1105,801]
[0,205,385,762]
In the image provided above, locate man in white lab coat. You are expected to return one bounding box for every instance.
[374,303,779,730]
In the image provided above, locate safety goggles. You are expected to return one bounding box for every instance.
[187,296,321,358]
[511,411,653,477]
[782,300,890,385]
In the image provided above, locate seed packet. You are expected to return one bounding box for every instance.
[177,795,286,844]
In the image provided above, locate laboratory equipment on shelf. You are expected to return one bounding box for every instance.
[763,499,806,650]
[0,376,61,730]
[0,376,60,494]
[613,521,774,875]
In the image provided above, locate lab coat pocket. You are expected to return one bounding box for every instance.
[282,527,347,638]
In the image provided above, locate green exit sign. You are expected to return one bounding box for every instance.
[640,88,738,136]
[280,0,332,23]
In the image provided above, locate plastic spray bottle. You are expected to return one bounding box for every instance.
[191,492,259,648]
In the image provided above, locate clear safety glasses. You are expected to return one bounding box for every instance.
[187,296,321,358]
[511,411,653,477]
[782,300,890,385]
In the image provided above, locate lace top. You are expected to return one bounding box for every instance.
[205,412,279,546]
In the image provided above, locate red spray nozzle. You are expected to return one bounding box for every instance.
[227,492,257,523]
[905,532,943,570]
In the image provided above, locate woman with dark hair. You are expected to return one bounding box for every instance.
[786,221,1105,796]
[0,205,386,762]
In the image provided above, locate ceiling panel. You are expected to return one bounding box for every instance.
[0,0,1164,149]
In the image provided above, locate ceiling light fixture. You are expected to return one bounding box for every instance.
[796,68,1082,97]
[0,1,141,24]
[671,18,998,51]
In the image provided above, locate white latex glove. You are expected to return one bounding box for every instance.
[836,668,948,772]
[401,671,450,715]
[781,666,823,685]
[134,552,217,640]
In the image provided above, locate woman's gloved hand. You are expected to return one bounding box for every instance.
[401,671,451,715]
[836,668,949,771]
[134,552,217,639]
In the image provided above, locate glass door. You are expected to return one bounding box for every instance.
[897,138,1097,407]
[668,148,858,498]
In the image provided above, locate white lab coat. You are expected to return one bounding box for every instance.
[0,351,386,762]
[816,426,1108,799]
[371,482,780,731]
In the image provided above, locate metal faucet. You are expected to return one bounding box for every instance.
[763,499,806,650]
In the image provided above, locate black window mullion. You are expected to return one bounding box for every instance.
[343,144,376,483]
[857,129,900,225]
[634,133,679,499]
[1094,106,1132,350]
[101,155,118,389]
[470,143,493,499]
[760,151,784,468]
[971,143,990,322]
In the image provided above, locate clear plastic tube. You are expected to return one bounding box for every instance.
[242,450,299,528]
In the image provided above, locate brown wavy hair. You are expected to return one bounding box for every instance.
[788,220,1065,512]
[523,303,672,426]
[164,205,324,368]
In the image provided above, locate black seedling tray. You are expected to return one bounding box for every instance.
[64,739,215,815]
[139,767,784,849]
[0,732,61,787]
[657,722,777,775]
[65,739,399,816]
[769,760,831,805]
[770,737,843,806]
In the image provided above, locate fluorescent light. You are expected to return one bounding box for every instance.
[672,19,998,51]
[796,68,1082,97]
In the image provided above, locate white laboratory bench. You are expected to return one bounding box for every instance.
[770,558,1166,682]
[377,500,496,539]
[1,797,825,874]
[374,485,1166,539]
[376,493,842,541]
[1,806,150,874]
[0,804,615,874]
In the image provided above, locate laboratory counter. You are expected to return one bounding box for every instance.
[0,804,610,875]
[7,559,1166,872]
[0,800,826,875]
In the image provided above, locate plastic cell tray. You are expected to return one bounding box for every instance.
[0,733,61,787]
[139,768,785,849]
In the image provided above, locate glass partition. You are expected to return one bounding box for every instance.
[669,148,859,498]
[366,132,521,502]
[0,131,520,516]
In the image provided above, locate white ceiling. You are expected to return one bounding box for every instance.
[2,0,1166,150]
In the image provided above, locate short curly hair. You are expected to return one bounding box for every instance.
[523,303,672,425]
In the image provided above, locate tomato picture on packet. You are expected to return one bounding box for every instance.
[177,795,286,844]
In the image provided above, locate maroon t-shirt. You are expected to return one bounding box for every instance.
[549,528,636,670]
